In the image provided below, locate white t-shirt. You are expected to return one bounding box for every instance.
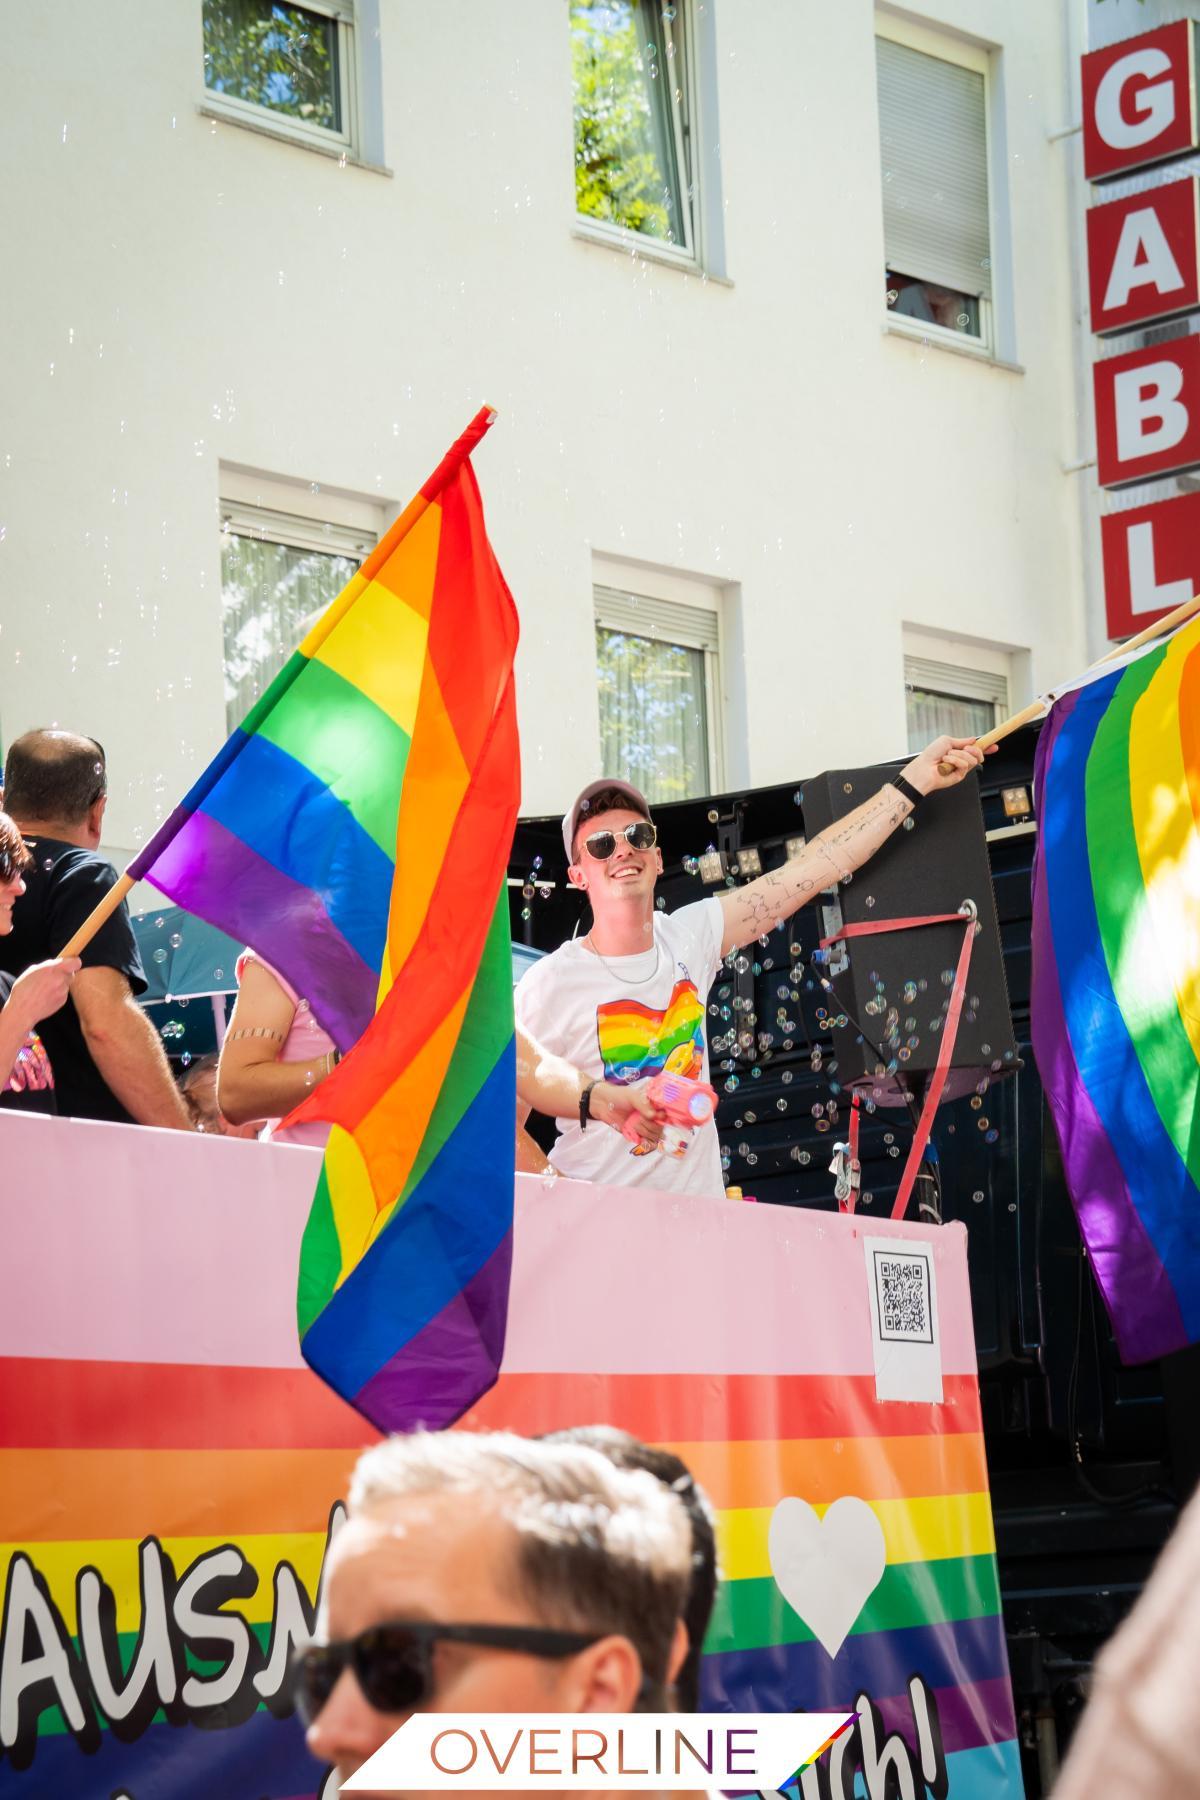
[514,898,726,1198]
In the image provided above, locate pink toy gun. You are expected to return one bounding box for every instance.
[622,1072,719,1158]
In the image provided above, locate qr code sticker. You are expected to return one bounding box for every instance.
[873,1250,934,1344]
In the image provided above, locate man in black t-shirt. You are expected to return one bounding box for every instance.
[0,730,191,1128]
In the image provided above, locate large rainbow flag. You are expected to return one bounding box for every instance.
[1032,614,1200,1364]
[281,416,520,1433]
[128,407,502,1053]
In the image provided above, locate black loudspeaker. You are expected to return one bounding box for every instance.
[801,767,1019,1108]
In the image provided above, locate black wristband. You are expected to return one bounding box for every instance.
[890,774,924,810]
[580,1079,597,1131]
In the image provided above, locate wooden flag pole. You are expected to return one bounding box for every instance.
[937,590,1200,774]
[58,872,137,958]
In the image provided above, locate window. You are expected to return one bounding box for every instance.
[904,654,1008,753]
[571,1,696,260]
[203,0,356,152]
[220,499,375,731]
[595,585,721,803]
[876,25,994,350]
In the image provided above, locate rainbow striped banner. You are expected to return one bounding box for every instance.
[2,1117,1020,1799]
[466,1183,1023,1800]
[1032,615,1200,1363]
[0,1115,371,1799]
[128,409,501,1054]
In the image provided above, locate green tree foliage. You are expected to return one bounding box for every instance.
[572,3,679,242]
[203,0,340,131]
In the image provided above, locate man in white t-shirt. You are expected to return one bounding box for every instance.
[515,734,986,1199]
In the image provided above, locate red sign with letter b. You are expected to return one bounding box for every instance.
[1094,336,1200,488]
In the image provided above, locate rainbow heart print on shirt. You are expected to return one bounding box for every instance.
[595,978,705,1084]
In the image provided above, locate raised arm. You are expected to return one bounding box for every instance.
[718,735,986,957]
[0,957,79,1087]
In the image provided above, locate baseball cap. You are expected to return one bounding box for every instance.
[562,777,652,862]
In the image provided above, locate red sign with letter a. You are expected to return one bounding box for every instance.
[1082,21,1199,182]
[1088,178,1200,334]
[1094,336,1200,488]
[1101,490,1200,638]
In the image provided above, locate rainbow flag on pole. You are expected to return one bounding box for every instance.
[128,409,502,1053]
[281,419,521,1432]
[1032,613,1200,1363]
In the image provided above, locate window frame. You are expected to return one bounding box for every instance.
[876,11,998,360]
[594,576,725,799]
[200,0,359,158]
[903,651,1010,752]
[217,478,381,730]
[571,0,702,271]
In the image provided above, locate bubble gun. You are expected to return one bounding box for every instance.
[622,1072,719,1159]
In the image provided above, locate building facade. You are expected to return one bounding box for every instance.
[1,1,1111,870]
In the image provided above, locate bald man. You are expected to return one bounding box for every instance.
[0,729,190,1128]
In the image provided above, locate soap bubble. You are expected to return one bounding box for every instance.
[985,1128,999,1144]
[152,947,167,964]
[169,932,182,948]
[160,1019,184,1040]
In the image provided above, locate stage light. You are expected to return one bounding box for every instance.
[1001,786,1032,819]
[785,835,806,861]
[736,847,762,877]
[698,850,726,884]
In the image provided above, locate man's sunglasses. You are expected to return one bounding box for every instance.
[580,821,658,861]
[291,1621,601,1724]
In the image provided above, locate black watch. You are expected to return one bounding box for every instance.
[580,1079,598,1131]
[890,773,923,810]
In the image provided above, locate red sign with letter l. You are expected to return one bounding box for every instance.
[1082,21,1199,182]
[1101,490,1200,637]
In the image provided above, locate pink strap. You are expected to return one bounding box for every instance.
[819,909,977,1222]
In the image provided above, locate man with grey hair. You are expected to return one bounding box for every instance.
[0,727,190,1126]
[297,1430,693,1795]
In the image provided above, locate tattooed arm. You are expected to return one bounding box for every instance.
[717,735,986,957]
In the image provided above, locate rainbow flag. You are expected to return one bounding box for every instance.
[281,421,520,1433]
[128,408,500,1053]
[1032,614,1200,1364]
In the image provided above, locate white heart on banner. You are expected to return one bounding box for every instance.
[767,1495,887,1659]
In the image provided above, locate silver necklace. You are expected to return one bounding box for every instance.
[584,926,662,986]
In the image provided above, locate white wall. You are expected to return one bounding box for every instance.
[0,0,1088,869]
